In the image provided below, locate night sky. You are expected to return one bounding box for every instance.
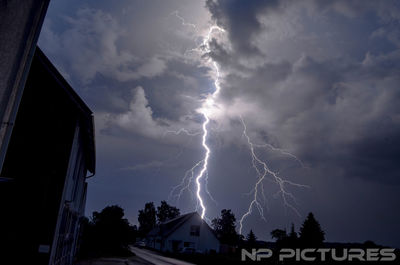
[39,0,400,247]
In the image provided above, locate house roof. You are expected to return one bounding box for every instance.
[147,212,197,238]
[147,212,219,241]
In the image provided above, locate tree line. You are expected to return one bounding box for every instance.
[134,201,326,249]
[78,201,326,258]
[210,209,325,249]
[77,201,396,264]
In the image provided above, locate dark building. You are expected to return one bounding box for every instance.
[0,0,51,171]
[0,2,95,264]
[0,47,95,265]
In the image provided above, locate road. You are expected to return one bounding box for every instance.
[130,247,195,265]
[76,256,152,265]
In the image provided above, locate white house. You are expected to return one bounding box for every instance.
[146,212,220,253]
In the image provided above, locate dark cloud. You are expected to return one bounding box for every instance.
[205,0,400,187]
[206,0,280,56]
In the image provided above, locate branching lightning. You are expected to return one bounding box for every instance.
[169,159,204,203]
[252,142,307,169]
[238,117,309,234]
[168,12,308,230]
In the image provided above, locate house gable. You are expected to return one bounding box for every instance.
[164,213,220,253]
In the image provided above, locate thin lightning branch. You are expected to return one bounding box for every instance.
[163,128,202,137]
[169,159,204,203]
[253,143,307,168]
[260,182,268,208]
[205,171,218,206]
[239,117,309,234]
[170,11,197,29]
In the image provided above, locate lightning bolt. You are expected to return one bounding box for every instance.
[167,12,225,219]
[175,25,224,219]
[191,25,224,219]
[238,117,309,234]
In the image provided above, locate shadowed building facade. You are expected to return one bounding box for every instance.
[0,2,95,264]
[0,0,50,172]
[0,47,95,265]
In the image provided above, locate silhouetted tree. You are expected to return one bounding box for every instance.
[78,217,95,258]
[138,202,156,237]
[299,212,325,247]
[287,223,299,247]
[212,209,238,245]
[246,229,257,248]
[238,234,246,248]
[92,205,132,252]
[156,200,180,223]
[78,205,135,258]
[271,228,287,242]
[128,224,138,243]
[289,223,298,240]
[271,225,301,248]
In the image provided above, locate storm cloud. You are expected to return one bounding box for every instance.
[39,0,400,247]
[206,0,400,185]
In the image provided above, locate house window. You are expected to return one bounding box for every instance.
[190,225,200,236]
